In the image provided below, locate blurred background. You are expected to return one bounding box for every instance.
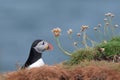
[0,0,120,72]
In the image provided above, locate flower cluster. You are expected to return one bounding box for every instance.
[114,24,119,28]
[77,33,81,37]
[94,27,97,31]
[67,29,73,35]
[105,12,114,17]
[93,24,102,31]
[81,25,89,32]
[52,27,61,37]
[51,12,119,58]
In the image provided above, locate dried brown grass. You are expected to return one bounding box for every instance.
[7,65,70,80]
[5,61,120,80]
[0,74,6,80]
[70,66,120,80]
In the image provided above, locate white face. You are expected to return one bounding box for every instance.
[34,41,48,53]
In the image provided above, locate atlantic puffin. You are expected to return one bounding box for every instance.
[21,40,53,69]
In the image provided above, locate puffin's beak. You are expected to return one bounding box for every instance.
[45,43,53,50]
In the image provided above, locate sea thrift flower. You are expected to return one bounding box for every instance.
[105,13,112,16]
[98,24,102,27]
[105,12,114,17]
[105,13,111,16]
[111,14,115,17]
[67,29,73,35]
[103,40,107,44]
[105,22,109,26]
[104,18,108,21]
[77,33,81,37]
[114,24,119,28]
[100,48,105,52]
[94,27,97,31]
[52,27,61,37]
[81,25,89,32]
[73,42,78,46]
[98,48,105,53]
[52,27,72,56]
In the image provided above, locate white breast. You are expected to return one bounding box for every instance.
[28,58,45,69]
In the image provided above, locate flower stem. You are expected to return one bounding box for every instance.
[83,31,88,48]
[108,17,115,38]
[55,37,72,56]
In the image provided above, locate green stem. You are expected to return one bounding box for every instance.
[104,23,109,40]
[83,31,88,48]
[97,27,103,42]
[108,17,115,38]
[86,36,98,47]
[55,37,72,56]
[68,34,80,50]
[94,30,99,42]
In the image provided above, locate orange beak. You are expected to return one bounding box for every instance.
[46,43,53,50]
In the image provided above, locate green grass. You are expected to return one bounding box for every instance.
[65,36,120,65]
[111,36,120,41]
[97,37,120,57]
[65,48,98,65]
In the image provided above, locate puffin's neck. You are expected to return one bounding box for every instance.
[30,48,42,60]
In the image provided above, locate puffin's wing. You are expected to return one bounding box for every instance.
[21,57,32,69]
[21,49,34,69]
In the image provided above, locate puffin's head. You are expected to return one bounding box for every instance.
[32,40,53,53]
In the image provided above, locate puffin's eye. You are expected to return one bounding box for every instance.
[42,42,45,45]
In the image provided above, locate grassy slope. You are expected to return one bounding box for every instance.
[97,37,120,57]
[1,37,120,80]
[66,37,120,65]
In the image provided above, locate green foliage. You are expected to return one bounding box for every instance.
[97,37,120,57]
[66,48,98,65]
[65,37,120,65]
[52,13,120,66]
[111,36,120,42]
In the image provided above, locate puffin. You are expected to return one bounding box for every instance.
[21,40,53,69]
